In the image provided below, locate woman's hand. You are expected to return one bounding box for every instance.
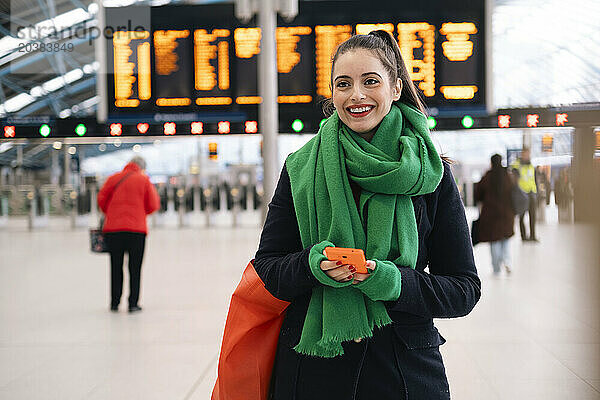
[319,253,377,283]
[319,259,356,282]
[352,260,376,284]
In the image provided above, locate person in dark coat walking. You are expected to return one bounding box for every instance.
[474,154,516,275]
[98,156,160,312]
[254,31,480,400]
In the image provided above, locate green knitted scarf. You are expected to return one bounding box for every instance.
[286,103,443,358]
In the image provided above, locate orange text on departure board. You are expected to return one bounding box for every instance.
[194,29,231,91]
[276,26,311,74]
[154,30,190,76]
[439,85,478,100]
[398,23,435,97]
[234,28,261,58]
[355,23,394,35]
[440,22,477,61]
[113,31,150,107]
[137,42,151,100]
[315,25,352,97]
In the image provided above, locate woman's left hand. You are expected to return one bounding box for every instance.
[352,260,376,284]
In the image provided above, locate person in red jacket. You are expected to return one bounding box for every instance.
[98,156,160,312]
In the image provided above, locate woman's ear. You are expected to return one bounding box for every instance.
[392,78,402,101]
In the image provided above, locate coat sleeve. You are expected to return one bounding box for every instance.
[144,178,160,215]
[388,163,481,319]
[253,165,319,301]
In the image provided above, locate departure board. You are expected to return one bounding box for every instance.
[154,29,193,106]
[105,0,487,127]
[194,28,232,105]
[112,30,151,108]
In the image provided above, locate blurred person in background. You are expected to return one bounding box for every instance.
[98,156,160,313]
[535,166,549,222]
[474,154,515,275]
[253,31,480,400]
[511,148,539,242]
[554,167,574,223]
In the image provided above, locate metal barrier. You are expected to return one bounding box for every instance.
[0,185,16,227]
[16,185,39,230]
[61,184,78,229]
[39,184,62,216]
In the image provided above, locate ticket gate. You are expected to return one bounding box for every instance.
[0,185,16,227]
[16,185,44,230]
[77,189,92,215]
[39,184,62,216]
[61,184,79,229]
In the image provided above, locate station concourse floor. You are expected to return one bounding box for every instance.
[1,208,599,400]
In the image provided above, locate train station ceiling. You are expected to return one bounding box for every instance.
[0,0,598,120]
[0,0,599,169]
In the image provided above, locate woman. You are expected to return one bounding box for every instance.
[98,156,160,312]
[474,154,515,275]
[254,30,480,399]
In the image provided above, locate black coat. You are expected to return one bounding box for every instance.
[254,161,481,400]
[474,169,515,242]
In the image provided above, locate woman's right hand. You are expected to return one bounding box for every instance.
[320,258,356,282]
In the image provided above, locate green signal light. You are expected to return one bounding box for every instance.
[75,123,87,136]
[39,124,51,137]
[427,117,437,130]
[291,119,304,133]
[319,118,327,128]
[461,115,474,129]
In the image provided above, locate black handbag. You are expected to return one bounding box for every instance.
[90,172,133,254]
[470,218,480,246]
[90,223,109,253]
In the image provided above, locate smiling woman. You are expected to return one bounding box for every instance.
[332,50,401,141]
[252,30,480,400]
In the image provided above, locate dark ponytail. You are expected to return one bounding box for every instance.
[366,30,426,115]
[323,30,452,163]
[323,30,426,116]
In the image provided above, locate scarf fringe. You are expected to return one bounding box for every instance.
[293,316,394,358]
[293,342,344,358]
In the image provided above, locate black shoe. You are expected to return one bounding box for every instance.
[528,237,540,243]
[110,305,118,312]
[128,305,142,313]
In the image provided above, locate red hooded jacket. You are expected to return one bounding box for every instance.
[98,162,160,234]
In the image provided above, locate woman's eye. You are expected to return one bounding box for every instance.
[365,78,379,85]
[336,81,350,88]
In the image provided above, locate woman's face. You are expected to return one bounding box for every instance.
[332,49,401,138]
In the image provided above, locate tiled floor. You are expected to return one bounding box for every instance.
[0,208,599,399]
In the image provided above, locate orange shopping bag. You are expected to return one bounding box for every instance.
[212,260,290,400]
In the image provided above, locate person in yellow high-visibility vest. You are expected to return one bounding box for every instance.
[511,148,539,242]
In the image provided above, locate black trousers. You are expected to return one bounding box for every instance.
[519,192,537,240]
[105,232,146,307]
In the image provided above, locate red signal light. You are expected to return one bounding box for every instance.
[110,123,122,136]
[137,123,149,134]
[163,122,176,135]
[498,115,510,128]
[526,114,539,128]
[245,120,258,134]
[3,126,15,138]
[556,113,568,126]
[191,122,203,134]
[218,121,230,134]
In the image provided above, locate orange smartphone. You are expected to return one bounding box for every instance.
[324,247,368,274]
